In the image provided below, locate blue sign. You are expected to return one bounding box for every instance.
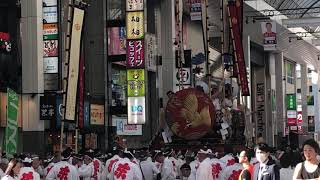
[84,101,90,128]
[56,95,67,128]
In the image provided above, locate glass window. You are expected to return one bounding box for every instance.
[111,62,127,107]
[286,62,294,84]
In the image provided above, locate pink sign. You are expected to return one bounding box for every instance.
[126,40,144,68]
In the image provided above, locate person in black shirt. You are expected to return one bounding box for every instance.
[239,150,253,180]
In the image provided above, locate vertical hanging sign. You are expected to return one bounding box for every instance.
[5,88,18,155]
[126,0,146,125]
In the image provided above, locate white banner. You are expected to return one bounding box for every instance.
[115,117,142,136]
[126,0,144,11]
[65,8,84,121]
[261,21,277,51]
[44,57,58,73]
[127,97,145,124]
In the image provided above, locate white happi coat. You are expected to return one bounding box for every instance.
[46,161,79,180]
[188,159,199,180]
[44,163,55,177]
[18,167,40,180]
[78,158,103,180]
[104,155,120,180]
[219,163,243,180]
[195,158,213,180]
[210,158,226,180]
[219,154,236,167]
[0,168,5,178]
[110,158,142,180]
[160,157,176,180]
[140,160,160,180]
[1,175,18,180]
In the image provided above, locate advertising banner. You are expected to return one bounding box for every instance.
[40,95,56,120]
[44,40,58,57]
[308,116,315,132]
[90,104,104,125]
[44,57,58,73]
[261,21,277,51]
[126,11,144,39]
[126,0,143,11]
[0,93,22,128]
[78,46,84,128]
[43,0,57,6]
[115,117,142,135]
[145,34,157,71]
[0,32,11,53]
[126,40,144,68]
[43,24,58,40]
[43,7,58,23]
[228,3,249,96]
[127,97,145,124]
[190,0,201,21]
[127,69,145,96]
[65,7,84,121]
[44,74,59,90]
[56,96,67,128]
[84,101,90,128]
[108,27,126,55]
[5,88,18,155]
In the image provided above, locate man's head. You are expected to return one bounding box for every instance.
[255,143,271,163]
[155,152,165,163]
[239,150,251,164]
[197,149,211,162]
[266,22,272,32]
[31,155,40,169]
[180,163,191,177]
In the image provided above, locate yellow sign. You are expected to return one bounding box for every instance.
[126,11,144,39]
[90,104,104,125]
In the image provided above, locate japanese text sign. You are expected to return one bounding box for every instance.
[126,40,145,68]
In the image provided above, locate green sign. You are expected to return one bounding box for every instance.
[286,94,296,110]
[5,88,18,155]
[127,69,145,96]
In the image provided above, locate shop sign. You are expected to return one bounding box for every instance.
[145,33,156,71]
[127,69,145,96]
[261,21,277,51]
[297,110,303,124]
[287,110,297,126]
[126,0,144,11]
[43,0,57,6]
[127,97,145,124]
[0,32,11,53]
[115,117,142,136]
[84,101,90,128]
[256,83,265,138]
[108,27,126,55]
[44,57,58,73]
[126,40,144,68]
[228,3,249,96]
[5,88,18,155]
[190,0,202,21]
[43,24,58,40]
[0,93,22,128]
[65,8,84,121]
[44,73,59,91]
[56,96,67,128]
[43,7,58,23]
[174,68,191,85]
[90,104,104,125]
[40,95,56,120]
[286,94,296,110]
[44,40,58,57]
[126,11,144,39]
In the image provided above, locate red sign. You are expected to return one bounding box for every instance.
[126,40,145,68]
[287,110,297,126]
[165,88,215,140]
[297,111,302,124]
[228,2,249,96]
[78,46,84,128]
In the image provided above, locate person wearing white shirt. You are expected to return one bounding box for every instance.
[139,151,160,180]
[109,151,143,180]
[195,149,213,180]
[1,158,21,180]
[31,155,45,178]
[46,150,79,180]
[155,152,176,180]
[78,151,103,180]
[104,147,124,180]
[188,158,199,180]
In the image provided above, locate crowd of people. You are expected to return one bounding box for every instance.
[0,138,319,180]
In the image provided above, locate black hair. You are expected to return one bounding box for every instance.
[124,152,134,160]
[254,143,271,153]
[180,163,191,171]
[241,150,252,162]
[166,91,174,97]
[303,139,320,154]
[266,22,272,26]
